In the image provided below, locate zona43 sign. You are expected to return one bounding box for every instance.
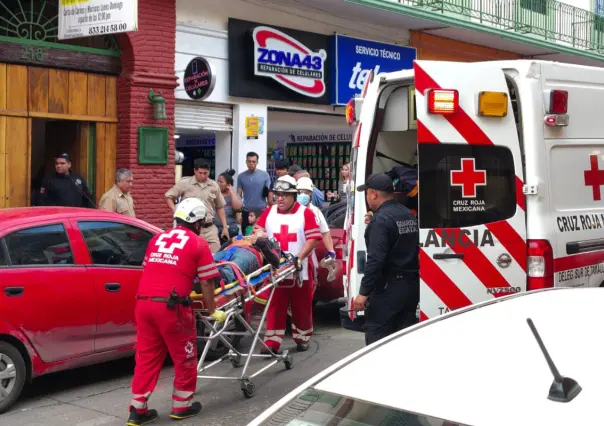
[252,26,327,98]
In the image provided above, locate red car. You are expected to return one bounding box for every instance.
[0,207,162,414]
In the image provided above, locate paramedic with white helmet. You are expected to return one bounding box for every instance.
[254,175,322,353]
[296,176,337,282]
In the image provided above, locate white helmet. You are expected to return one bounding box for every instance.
[173,198,207,223]
[273,175,298,193]
[297,176,314,192]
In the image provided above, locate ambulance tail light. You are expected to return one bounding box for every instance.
[527,239,554,291]
[427,89,459,115]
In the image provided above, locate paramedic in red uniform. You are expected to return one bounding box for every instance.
[353,173,420,346]
[127,198,227,426]
[254,175,321,353]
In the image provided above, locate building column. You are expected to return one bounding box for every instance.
[232,104,268,183]
[116,0,178,228]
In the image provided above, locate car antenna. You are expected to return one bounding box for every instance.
[526,318,582,403]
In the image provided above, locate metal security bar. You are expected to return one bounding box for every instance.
[0,0,119,55]
[390,0,604,53]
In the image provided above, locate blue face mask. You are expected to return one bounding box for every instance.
[297,194,311,206]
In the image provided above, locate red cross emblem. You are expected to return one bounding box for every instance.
[273,224,298,251]
[156,229,189,254]
[584,154,604,201]
[450,158,487,198]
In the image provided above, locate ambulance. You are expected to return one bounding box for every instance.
[341,59,604,330]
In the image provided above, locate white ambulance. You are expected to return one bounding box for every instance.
[341,59,604,331]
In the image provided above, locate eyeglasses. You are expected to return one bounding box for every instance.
[273,181,296,191]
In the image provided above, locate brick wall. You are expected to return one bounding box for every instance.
[116,0,178,229]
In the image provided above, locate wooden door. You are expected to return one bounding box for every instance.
[0,116,30,208]
[95,123,117,204]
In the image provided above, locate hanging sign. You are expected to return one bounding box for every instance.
[246,116,261,140]
[183,57,216,101]
[58,0,138,40]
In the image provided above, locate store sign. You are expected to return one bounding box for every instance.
[228,19,331,105]
[58,0,138,40]
[176,135,216,148]
[252,26,327,98]
[183,57,216,101]
[330,35,416,105]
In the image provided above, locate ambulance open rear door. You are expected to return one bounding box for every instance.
[413,60,528,321]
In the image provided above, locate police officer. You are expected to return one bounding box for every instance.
[38,153,94,207]
[165,159,229,253]
[352,173,419,346]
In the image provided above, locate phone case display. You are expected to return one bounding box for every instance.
[287,142,351,201]
[195,147,216,179]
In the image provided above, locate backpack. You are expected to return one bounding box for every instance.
[386,165,418,217]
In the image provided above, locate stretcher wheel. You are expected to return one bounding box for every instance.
[284,355,294,370]
[241,381,256,398]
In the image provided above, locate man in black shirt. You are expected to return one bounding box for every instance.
[353,173,419,346]
[37,153,95,208]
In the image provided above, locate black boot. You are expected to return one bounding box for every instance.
[126,407,159,426]
[169,401,203,421]
[297,342,309,352]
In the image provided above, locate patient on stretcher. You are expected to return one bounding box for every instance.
[212,232,282,289]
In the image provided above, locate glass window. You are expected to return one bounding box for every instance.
[419,143,517,229]
[0,240,8,266]
[78,221,153,266]
[4,224,74,266]
[259,389,468,425]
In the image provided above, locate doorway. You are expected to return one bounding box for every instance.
[30,119,94,206]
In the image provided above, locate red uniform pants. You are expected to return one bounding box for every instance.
[130,300,197,414]
[264,276,314,351]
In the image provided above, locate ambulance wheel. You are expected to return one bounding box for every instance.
[284,355,294,370]
[241,381,255,398]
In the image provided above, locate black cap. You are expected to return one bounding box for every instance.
[288,164,302,175]
[55,153,69,160]
[357,173,394,193]
[275,159,289,170]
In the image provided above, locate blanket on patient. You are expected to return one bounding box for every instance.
[213,237,281,287]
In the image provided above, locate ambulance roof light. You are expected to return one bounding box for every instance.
[546,90,568,114]
[427,89,459,115]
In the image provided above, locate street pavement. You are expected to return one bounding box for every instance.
[0,303,364,426]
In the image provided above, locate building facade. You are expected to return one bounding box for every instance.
[0,0,177,228]
[173,0,604,207]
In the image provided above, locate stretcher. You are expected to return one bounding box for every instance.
[190,255,298,399]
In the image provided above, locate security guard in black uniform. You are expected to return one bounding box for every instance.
[353,173,419,346]
[37,153,95,208]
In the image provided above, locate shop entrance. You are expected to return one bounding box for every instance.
[0,63,118,208]
[30,119,92,205]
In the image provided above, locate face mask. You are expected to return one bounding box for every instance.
[297,194,311,206]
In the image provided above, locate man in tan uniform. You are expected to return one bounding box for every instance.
[99,168,136,217]
[165,159,229,252]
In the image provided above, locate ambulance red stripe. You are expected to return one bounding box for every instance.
[419,250,473,308]
[554,250,604,273]
[485,220,527,272]
[433,229,512,294]
[419,310,428,322]
[515,177,526,211]
[417,120,439,144]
